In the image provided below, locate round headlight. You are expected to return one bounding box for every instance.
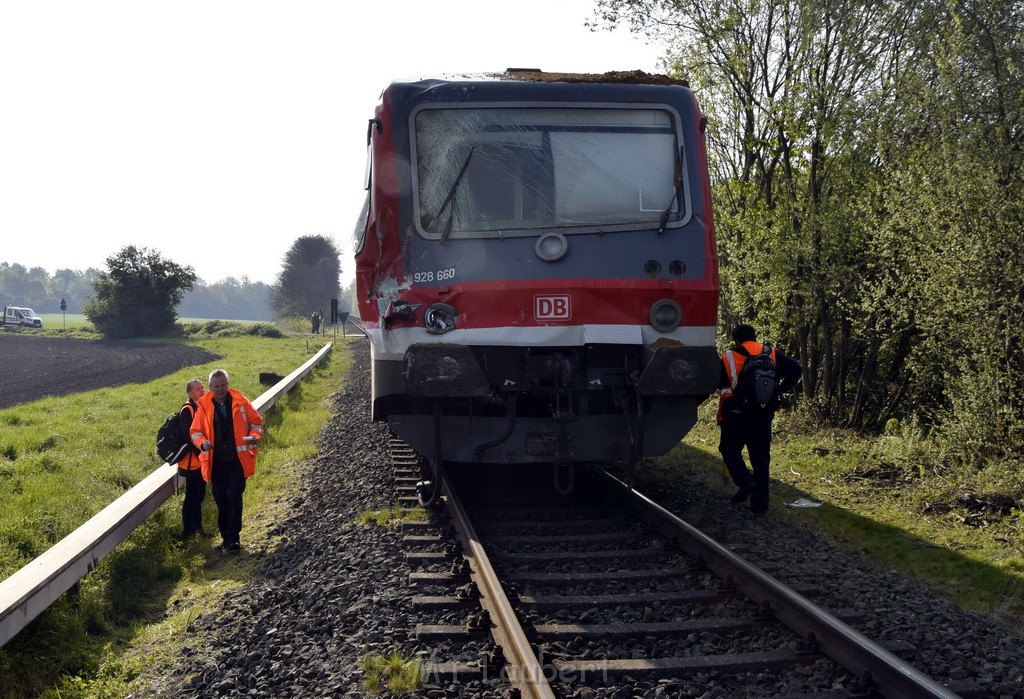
[535,232,568,262]
[649,299,682,333]
[424,303,458,334]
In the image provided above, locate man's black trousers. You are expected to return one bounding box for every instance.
[719,409,774,512]
[178,467,206,537]
[211,458,246,546]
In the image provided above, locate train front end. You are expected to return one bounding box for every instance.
[355,71,719,483]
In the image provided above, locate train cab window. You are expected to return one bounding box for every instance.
[353,192,369,254]
[412,106,689,240]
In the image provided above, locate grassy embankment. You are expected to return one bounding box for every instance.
[0,323,351,697]
[644,400,1024,628]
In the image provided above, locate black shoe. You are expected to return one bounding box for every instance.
[226,541,241,552]
[751,506,768,518]
[730,485,756,504]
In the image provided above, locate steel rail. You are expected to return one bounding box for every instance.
[591,466,960,699]
[0,342,333,646]
[440,471,556,699]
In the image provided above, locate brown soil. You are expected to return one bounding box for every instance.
[0,334,219,409]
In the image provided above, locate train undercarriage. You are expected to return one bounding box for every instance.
[372,341,718,503]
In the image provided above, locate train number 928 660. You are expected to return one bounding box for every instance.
[413,269,456,283]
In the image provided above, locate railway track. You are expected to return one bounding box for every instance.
[394,444,967,697]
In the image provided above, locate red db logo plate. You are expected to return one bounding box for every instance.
[534,295,571,321]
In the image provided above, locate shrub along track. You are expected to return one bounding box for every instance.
[0,335,219,409]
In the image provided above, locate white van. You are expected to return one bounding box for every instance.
[2,306,43,328]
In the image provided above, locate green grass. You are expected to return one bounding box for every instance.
[37,312,88,329]
[0,331,350,697]
[645,400,1024,627]
[360,650,423,693]
[357,503,430,529]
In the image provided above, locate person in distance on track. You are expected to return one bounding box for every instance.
[178,377,207,539]
[189,369,264,552]
[717,324,802,517]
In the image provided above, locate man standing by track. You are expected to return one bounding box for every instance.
[190,369,264,552]
[178,378,207,538]
[717,324,802,516]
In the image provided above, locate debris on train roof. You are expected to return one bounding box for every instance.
[495,68,689,87]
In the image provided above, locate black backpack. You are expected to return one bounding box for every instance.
[156,403,195,465]
[733,345,781,413]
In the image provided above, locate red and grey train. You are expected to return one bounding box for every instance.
[355,70,719,496]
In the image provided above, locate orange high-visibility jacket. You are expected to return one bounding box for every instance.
[178,401,201,471]
[189,389,264,482]
[717,340,776,423]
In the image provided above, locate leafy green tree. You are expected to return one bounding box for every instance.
[871,0,1024,458]
[269,235,341,318]
[596,0,1024,460]
[598,0,911,418]
[83,246,197,338]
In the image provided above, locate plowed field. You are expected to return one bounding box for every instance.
[0,334,219,409]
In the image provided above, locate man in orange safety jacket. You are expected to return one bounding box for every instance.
[190,368,264,551]
[717,324,802,516]
[177,377,207,538]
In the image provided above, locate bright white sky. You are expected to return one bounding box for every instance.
[0,1,666,286]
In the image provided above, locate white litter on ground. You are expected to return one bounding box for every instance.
[787,498,823,508]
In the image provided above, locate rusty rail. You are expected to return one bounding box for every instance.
[440,470,557,699]
[591,466,960,699]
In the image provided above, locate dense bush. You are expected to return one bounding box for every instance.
[180,320,284,339]
[83,247,196,339]
[603,0,1024,461]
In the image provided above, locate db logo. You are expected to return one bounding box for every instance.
[534,295,571,321]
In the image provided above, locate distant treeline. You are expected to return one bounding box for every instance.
[0,262,273,321]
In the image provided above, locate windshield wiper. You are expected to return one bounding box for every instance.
[434,146,475,245]
[658,146,684,234]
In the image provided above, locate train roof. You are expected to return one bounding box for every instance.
[387,69,689,89]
